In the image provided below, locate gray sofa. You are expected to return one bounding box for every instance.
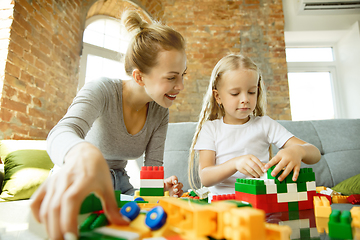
[155,119,360,210]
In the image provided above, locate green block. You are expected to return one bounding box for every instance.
[139,187,164,196]
[288,202,299,211]
[226,200,252,208]
[297,181,307,192]
[300,228,311,238]
[80,213,98,232]
[328,210,353,240]
[297,168,316,183]
[276,181,287,193]
[90,214,108,230]
[235,179,266,195]
[80,191,122,214]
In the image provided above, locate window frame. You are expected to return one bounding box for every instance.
[78,15,126,91]
[286,45,342,119]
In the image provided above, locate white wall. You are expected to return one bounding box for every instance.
[336,22,360,118]
[283,1,360,119]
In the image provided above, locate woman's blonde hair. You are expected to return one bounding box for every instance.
[188,54,267,191]
[121,10,185,75]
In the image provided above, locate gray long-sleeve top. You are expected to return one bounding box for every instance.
[47,78,169,170]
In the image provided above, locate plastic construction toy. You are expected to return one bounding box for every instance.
[348,194,360,205]
[313,196,331,218]
[234,167,316,213]
[351,207,360,240]
[80,190,122,214]
[140,166,164,197]
[328,209,353,240]
[332,195,349,204]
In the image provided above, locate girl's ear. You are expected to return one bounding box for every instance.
[132,69,145,86]
[213,89,221,104]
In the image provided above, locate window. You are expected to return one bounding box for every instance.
[286,47,338,121]
[78,16,132,91]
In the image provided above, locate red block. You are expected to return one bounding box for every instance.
[347,194,360,204]
[212,194,236,202]
[140,166,164,179]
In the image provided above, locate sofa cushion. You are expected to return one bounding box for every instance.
[0,150,53,201]
[332,173,360,195]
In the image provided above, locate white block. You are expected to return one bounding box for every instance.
[287,183,298,193]
[266,184,277,194]
[306,181,316,191]
[140,179,164,188]
[298,192,308,201]
[264,179,275,185]
[277,192,299,203]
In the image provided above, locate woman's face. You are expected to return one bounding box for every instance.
[141,49,187,108]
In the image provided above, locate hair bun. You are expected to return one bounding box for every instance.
[121,10,149,33]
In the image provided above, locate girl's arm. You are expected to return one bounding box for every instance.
[199,150,265,187]
[264,136,321,182]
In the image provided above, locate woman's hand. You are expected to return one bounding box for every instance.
[30,142,129,240]
[164,175,183,198]
[233,154,266,178]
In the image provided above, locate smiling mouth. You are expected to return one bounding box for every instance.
[165,94,177,100]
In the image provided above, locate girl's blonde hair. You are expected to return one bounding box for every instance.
[121,10,185,75]
[188,54,267,191]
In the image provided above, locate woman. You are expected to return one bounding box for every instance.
[31,10,187,240]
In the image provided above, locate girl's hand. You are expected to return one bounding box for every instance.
[30,142,129,240]
[264,145,304,182]
[234,155,266,178]
[164,175,183,198]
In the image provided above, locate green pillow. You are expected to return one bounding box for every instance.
[332,174,360,196]
[0,150,54,201]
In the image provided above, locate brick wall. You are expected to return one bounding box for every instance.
[0,0,290,140]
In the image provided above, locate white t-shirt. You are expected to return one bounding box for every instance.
[194,115,294,195]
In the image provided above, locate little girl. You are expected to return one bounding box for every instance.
[188,54,321,195]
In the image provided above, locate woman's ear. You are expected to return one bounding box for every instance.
[213,89,221,105]
[132,69,145,86]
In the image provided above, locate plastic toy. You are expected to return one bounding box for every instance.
[348,194,360,205]
[313,196,331,218]
[332,195,349,204]
[328,209,353,240]
[234,167,316,213]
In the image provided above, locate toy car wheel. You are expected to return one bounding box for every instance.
[120,201,140,221]
[134,197,145,202]
[145,206,167,230]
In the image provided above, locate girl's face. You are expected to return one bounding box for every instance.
[213,68,259,125]
[141,49,187,108]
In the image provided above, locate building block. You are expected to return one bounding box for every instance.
[80,191,121,214]
[288,202,299,211]
[352,207,360,240]
[276,181,287,193]
[140,166,164,179]
[315,193,332,203]
[120,201,140,221]
[316,186,327,193]
[306,181,316,191]
[313,196,331,218]
[212,194,236,202]
[287,183,298,193]
[297,181,307,192]
[140,188,164,196]
[348,194,360,205]
[328,210,353,240]
[140,179,164,188]
[332,195,349,204]
[222,207,266,240]
[235,178,266,194]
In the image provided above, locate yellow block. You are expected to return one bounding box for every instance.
[332,195,349,203]
[313,196,331,218]
[265,223,292,240]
